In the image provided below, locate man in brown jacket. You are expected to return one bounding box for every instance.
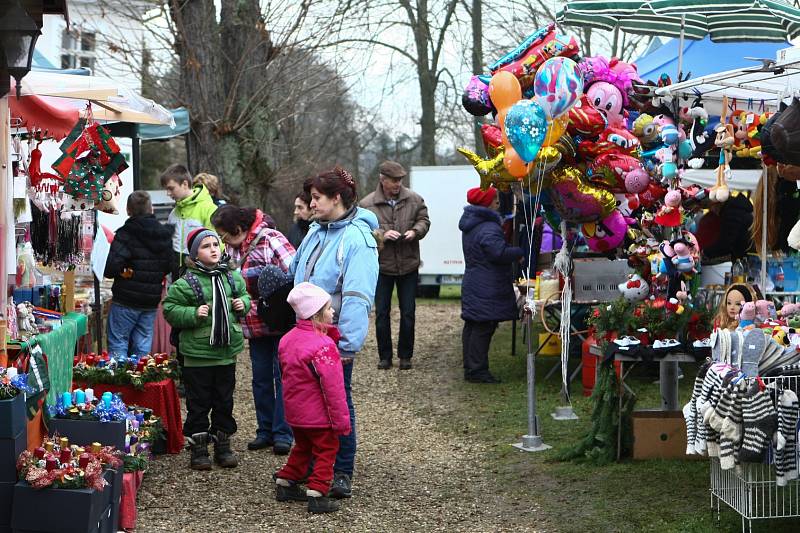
[360,161,431,370]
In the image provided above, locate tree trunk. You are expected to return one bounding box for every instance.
[410,0,436,166]
[471,0,484,156]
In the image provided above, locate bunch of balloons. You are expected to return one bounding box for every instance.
[460,24,658,253]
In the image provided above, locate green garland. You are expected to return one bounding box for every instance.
[556,363,636,464]
[73,362,177,391]
[123,454,148,473]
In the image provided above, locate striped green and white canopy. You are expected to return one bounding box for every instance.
[556,0,800,42]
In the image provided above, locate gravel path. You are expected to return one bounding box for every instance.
[137,302,544,532]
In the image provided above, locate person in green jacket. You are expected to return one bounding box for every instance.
[160,164,220,281]
[163,228,250,471]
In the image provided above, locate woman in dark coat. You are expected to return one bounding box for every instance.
[459,186,524,383]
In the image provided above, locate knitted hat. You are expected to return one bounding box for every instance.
[258,265,293,300]
[466,186,497,207]
[186,228,220,260]
[287,282,331,320]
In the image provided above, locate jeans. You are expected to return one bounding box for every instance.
[334,362,356,476]
[107,303,157,358]
[375,271,418,361]
[462,320,498,379]
[249,336,292,444]
[182,364,237,436]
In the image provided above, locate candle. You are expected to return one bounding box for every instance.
[44,441,54,452]
[45,458,58,471]
[78,453,91,469]
[74,389,85,405]
[62,392,72,408]
[59,449,71,464]
[59,437,69,450]
[33,447,45,459]
[91,442,102,454]
[136,413,145,424]
[130,434,138,446]
[85,388,94,403]
[102,392,112,408]
[6,367,17,379]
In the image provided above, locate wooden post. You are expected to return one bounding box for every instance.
[0,95,9,319]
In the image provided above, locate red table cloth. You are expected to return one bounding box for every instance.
[74,379,183,454]
[120,470,144,531]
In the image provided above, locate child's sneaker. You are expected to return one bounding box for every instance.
[275,478,308,502]
[307,490,340,513]
[186,432,212,471]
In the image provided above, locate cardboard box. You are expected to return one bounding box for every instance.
[48,419,126,451]
[0,396,26,439]
[10,470,112,533]
[0,430,26,483]
[632,410,694,460]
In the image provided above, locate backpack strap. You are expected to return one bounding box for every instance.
[225,271,240,299]
[182,272,206,306]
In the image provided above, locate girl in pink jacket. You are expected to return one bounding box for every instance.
[274,282,351,513]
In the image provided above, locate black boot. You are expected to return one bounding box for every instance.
[275,479,308,502]
[307,493,340,513]
[186,432,212,471]
[212,431,239,468]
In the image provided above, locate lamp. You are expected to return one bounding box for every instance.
[0,0,41,98]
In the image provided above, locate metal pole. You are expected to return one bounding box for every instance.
[512,310,551,452]
[677,14,686,81]
[660,359,679,410]
[760,163,768,292]
[93,209,103,353]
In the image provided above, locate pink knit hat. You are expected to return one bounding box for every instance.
[287,282,331,320]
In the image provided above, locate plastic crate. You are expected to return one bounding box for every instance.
[572,258,631,303]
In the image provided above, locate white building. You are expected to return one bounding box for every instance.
[36,0,152,91]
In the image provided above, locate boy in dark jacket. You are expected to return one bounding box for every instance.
[105,191,174,359]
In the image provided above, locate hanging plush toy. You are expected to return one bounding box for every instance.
[618,273,650,302]
[580,56,641,129]
[710,123,735,202]
[97,174,122,215]
[670,237,696,274]
[27,139,64,187]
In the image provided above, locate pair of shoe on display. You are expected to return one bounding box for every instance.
[275,472,352,514]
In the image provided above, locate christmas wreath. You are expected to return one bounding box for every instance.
[17,439,122,490]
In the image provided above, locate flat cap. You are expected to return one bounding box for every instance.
[379,160,407,179]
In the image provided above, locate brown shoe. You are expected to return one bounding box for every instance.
[399,359,412,370]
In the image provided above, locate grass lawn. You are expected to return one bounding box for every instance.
[434,314,800,532]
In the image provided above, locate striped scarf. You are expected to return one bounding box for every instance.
[195,262,232,347]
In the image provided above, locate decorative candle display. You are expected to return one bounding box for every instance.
[0,367,34,400]
[72,352,176,390]
[33,447,45,459]
[49,391,127,422]
[74,389,85,405]
[85,388,94,402]
[61,392,72,408]
[17,437,123,490]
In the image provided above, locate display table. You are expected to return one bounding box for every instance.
[4,312,89,450]
[73,379,183,454]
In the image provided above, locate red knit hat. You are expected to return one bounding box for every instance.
[466,186,497,207]
[186,227,219,260]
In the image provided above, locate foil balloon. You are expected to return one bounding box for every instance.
[567,95,608,138]
[588,153,650,194]
[504,99,548,163]
[581,210,630,253]
[481,124,503,157]
[462,75,494,116]
[549,166,616,223]
[458,147,520,191]
[534,57,583,119]
[542,116,568,147]
[489,23,580,89]
[532,146,561,174]
[638,181,667,209]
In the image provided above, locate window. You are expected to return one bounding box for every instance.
[60,27,96,71]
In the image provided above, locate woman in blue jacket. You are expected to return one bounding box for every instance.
[289,166,379,499]
[459,186,524,384]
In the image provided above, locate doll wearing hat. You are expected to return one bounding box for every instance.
[714,283,758,331]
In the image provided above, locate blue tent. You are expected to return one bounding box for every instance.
[635,36,788,82]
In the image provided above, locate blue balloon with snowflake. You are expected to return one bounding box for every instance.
[504,99,548,163]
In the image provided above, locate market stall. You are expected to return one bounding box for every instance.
[459,10,800,529]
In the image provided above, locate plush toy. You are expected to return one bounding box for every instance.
[670,237,695,274]
[739,302,756,330]
[709,123,735,203]
[755,299,777,325]
[632,113,659,146]
[618,273,650,302]
[654,189,683,227]
[97,174,122,215]
[16,302,37,336]
[665,297,685,314]
[780,302,800,318]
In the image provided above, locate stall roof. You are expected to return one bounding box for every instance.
[635,36,789,83]
[654,52,800,106]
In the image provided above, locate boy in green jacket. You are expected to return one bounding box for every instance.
[163,228,250,471]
